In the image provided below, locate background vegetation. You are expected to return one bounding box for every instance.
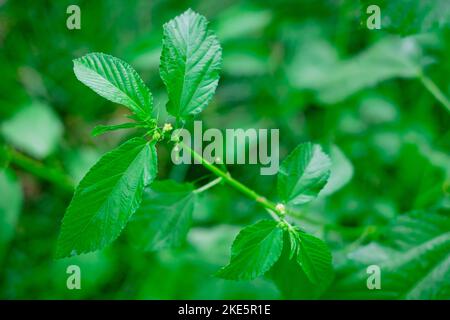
[0,0,449,299]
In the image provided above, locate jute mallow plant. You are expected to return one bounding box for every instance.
[56,9,333,288]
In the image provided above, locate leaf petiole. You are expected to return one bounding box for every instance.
[193,177,223,194]
[177,141,283,218]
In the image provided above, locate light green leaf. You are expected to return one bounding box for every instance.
[295,231,334,286]
[91,122,146,137]
[73,53,153,122]
[216,220,283,280]
[127,180,195,251]
[277,142,331,206]
[289,36,425,104]
[321,145,353,196]
[160,9,222,119]
[1,102,63,159]
[56,137,158,258]
[215,5,272,42]
[317,37,423,104]
[287,34,338,90]
[359,95,399,124]
[0,169,23,261]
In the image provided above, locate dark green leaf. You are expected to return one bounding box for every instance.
[216,220,283,280]
[73,53,153,122]
[296,231,334,285]
[56,137,158,258]
[160,9,222,119]
[270,232,332,299]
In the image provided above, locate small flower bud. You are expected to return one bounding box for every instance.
[152,131,161,141]
[162,123,173,132]
[275,203,286,214]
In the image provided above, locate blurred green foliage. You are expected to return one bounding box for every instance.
[0,0,449,299]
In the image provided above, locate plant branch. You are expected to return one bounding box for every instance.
[177,140,373,238]
[178,141,284,219]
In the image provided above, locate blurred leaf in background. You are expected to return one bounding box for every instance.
[1,102,63,159]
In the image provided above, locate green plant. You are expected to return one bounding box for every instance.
[56,9,334,290]
[1,0,449,300]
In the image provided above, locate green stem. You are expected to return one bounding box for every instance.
[419,73,450,113]
[178,141,283,218]
[194,177,223,194]
[9,149,74,191]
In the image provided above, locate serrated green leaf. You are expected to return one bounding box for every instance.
[277,142,331,206]
[160,9,222,119]
[0,169,23,262]
[1,102,63,159]
[127,180,195,251]
[91,122,146,137]
[56,137,157,258]
[296,231,333,285]
[73,53,153,122]
[216,220,283,280]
